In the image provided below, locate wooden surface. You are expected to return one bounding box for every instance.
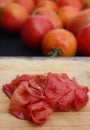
[0,57,90,130]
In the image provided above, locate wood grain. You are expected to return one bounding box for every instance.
[0,57,90,130]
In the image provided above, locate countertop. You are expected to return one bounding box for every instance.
[0,57,90,130]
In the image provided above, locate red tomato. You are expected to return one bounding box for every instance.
[33,7,63,29]
[9,81,39,107]
[68,9,90,35]
[13,0,35,13]
[74,87,89,110]
[21,15,54,50]
[27,101,53,124]
[9,106,29,120]
[56,0,83,10]
[77,24,90,56]
[1,3,29,33]
[45,73,87,111]
[2,74,34,98]
[36,0,58,11]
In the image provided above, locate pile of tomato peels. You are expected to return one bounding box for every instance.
[2,72,89,125]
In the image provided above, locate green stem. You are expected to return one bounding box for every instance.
[48,47,64,57]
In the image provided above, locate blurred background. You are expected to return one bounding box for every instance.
[0,29,42,56]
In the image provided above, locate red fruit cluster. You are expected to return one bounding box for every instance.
[0,0,90,56]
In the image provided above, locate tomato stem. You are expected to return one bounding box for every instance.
[48,47,64,57]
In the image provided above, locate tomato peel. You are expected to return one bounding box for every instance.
[2,72,89,125]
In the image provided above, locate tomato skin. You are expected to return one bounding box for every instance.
[2,74,34,98]
[42,29,77,57]
[56,0,83,10]
[9,106,29,120]
[21,15,54,50]
[57,6,80,29]
[74,87,89,110]
[13,0,35,13]
[33,7,63,29]
[77,24,90,56]
[1,3,29,33]
[2,72,89,124]
[36,0,58,11]
[68,9,90,35]
[27,101,53,124]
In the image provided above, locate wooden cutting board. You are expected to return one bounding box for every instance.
[0,57,90,130]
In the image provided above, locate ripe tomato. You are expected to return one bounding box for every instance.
[1,3,29,33]
[42,29,77,57]
[57,6,80,29]
[77,24,90,56]
[21,15,54,50]
[36,0,58,11]
[33,7,63,29]
[56,0,83,10]
[68,9,90,35]
[13,0,35,13]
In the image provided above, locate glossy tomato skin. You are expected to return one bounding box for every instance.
[33,7,63,29]
[36,0,58,11]
[56,0,83,10]
[1,3,29,33]
[13,0,35,13]
[68,9,90,35]
[57,6,80,29]
[77,24,90,56]
[34,0,40,4]
[42,29,77,57]
[21,15,54,50]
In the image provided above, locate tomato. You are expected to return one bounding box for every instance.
[27,101,53,124]
[2,72,89,124]
[56,0,83,10]
[33,7,63,29]
[9,106,29,120]
[42,29,77,57]
[21,15,54,50]
[76,24,90,56]
[2,74,47,98]
[74,87,89,110]
[1,3,29,33]
[68,9,90,35]
[9,74,49,124]
[44,72,89,111]
[36,0,58,11]
[10,81,39,107]
[2,74,34,98]
[13,0,35,13]
[57,6,80,29]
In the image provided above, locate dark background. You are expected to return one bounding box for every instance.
[0,28,81,57]
[0,29,43,57]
